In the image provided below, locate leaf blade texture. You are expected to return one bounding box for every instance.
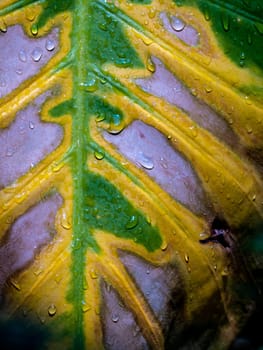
[0,0,262,349]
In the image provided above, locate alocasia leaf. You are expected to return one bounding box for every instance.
[0,0,262,349]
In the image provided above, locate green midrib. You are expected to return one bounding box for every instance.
[70,0,88,348]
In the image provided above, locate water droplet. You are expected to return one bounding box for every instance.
[111,313,119,323]
[61,213,71,229]
[205,86,212,93]
[5,148,14,157]
[82,277,88,290]
[90,269,98,279]
[146,57,155,73]
[34,267,42,276]
[161,241,168,251]
[214,265,217,271]
[48,304,57,316]
[199,232,210,240]
[148,8,156,19]
[10,278,21,291]
[19,49,27,63]
[142,36,152,46]
[29,121,35,129]
[52,162,64,172]
[189,125,198,138]
[125,215,138,229]
[109,113,124,134]
[240,52,245,60]
[45,39,55,51]
[170,16,185,32]
[94,151,104,160]
[221,13,230,32]
[239,59,245,67]
[137,152,154,170]
[82,302,91,313]
[81,73,98,92]
[246,126,253,134]
[26,8,36,21]
[244,96,252,105]
[184,253,189,263]
[31,23,38,36]
[115,57,131,67]
[31,47,43,62]
[0,20,7,33]
[96,114,105,122]
[204,7,211,21]
[16,69,23,75]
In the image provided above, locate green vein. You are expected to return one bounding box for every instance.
[70,0,87,348]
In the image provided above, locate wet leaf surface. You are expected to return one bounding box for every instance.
[0,1,262,349]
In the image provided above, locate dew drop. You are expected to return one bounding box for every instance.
[90,269,98,279]
[115,57,131,67]
[246,126,253,134]
[125,215,138,229]
[111,313,119,323]
[189,125,198,138]
[82,302,91,313]
[31,47,43,62]
[146,57,155,73]
[148,8,156,19]
[184,253,189,263]
[0,20,7,33]
[204,7,211,21]
[16,69,23,75]
[61,213,72,230]
[137,152,154,170]
[26,8,36,21]
[48,304,57,316]
[96,114,105,122]
[239,59,245,67]
[161,241,168,251]
[82,74,98,92]
[19,49,27,63]
[31,23,38,36]
[142,36,152,46]
[205,86,213,93]
[45,39,56,51]
[29,121,35,129]
[94,151,104,160]
[5,148,14,157]
[52,162,64,172]
[221,13,230,32]
[10,278,21,291]
[170,16,185,32]
[83,278,88,290]
[240,52,245,60]
[109,113,124,134]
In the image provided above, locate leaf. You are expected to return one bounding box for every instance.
[0,0,262,349]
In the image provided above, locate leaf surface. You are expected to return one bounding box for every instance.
[0,0,263,349]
